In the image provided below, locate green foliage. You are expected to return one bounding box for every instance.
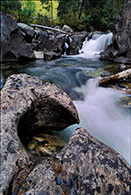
[20,0,36,24]
[36,13,52,26]
[57,0,128,31]
[1,0,128,31]
[1,0,22,21]
[40,0,54,25]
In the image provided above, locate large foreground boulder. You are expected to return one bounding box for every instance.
[0,74,79,194]
[0,12,35,62]
[0,74,130,194]
[100,2,131,64]
[19,128,130,195]
[1,126,130,194]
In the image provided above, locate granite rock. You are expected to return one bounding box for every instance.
[6,128,130,195]
[0,74,79,194]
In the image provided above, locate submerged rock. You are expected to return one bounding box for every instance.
[0,11,35,62]
[100,2,131,64]
[0,73,79,194]
[27,133,66,156]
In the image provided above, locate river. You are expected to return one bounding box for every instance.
[1,33,130,165]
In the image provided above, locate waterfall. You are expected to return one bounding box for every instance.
[73,78,130,165]
[79,32,113,58]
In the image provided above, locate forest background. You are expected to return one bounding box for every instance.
[1,0,128,31]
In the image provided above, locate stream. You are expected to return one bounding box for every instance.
[1,33,130,165]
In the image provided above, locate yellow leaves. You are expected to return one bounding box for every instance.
[34,0,58,19]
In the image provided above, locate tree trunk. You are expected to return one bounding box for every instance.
[30,24,67,34]
[78,0,85,19]
[51,0,53,25]
[99,68,131,86]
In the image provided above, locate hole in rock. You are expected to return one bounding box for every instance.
[17,100,74,157]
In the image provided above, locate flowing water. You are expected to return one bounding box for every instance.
[1,33,130,164]
[79,32,113,58]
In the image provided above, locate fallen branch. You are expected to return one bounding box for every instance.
[111,85,131,94]
[30,24,67,34]
[99,68,131,86]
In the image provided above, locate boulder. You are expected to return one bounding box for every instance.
[2,127,130,194]
[0,12,35,62]
[17,23,36,43]
[34,28,49,50]
[0,73,79,194]
[44,50,62,60]
[62,25,73,33]
[1,74,130,194]
[66,31,88,55]
[100,2,131,64]
[43,34,66,60]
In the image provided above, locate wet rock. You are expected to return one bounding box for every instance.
[0,73,79,194]
[8,128,130,195]
[44,50,62,60]
[17,23,36,43]
[43,33,66,60]
[101,2,131,64]
[66,31,88,55]
[0,11,35,62]
[27,133,66,156]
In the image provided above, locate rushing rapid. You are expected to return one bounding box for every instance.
[78,32,113,58]
[73,78,130,164]
[1,32,130,164]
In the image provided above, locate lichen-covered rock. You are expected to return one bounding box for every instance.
[0,74,79,194]
[100,2,131,64]
[7,128,130,195]
[0,12,35,62]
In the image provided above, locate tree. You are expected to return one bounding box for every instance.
[40,0,54,25]
[57,0,128,31]
[20,0,36,24]
[78,0,86,19]
[1,0,22,21]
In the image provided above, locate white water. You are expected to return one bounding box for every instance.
[79,32,113,58]
[58,33,130,165]
[73,78,130,165]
